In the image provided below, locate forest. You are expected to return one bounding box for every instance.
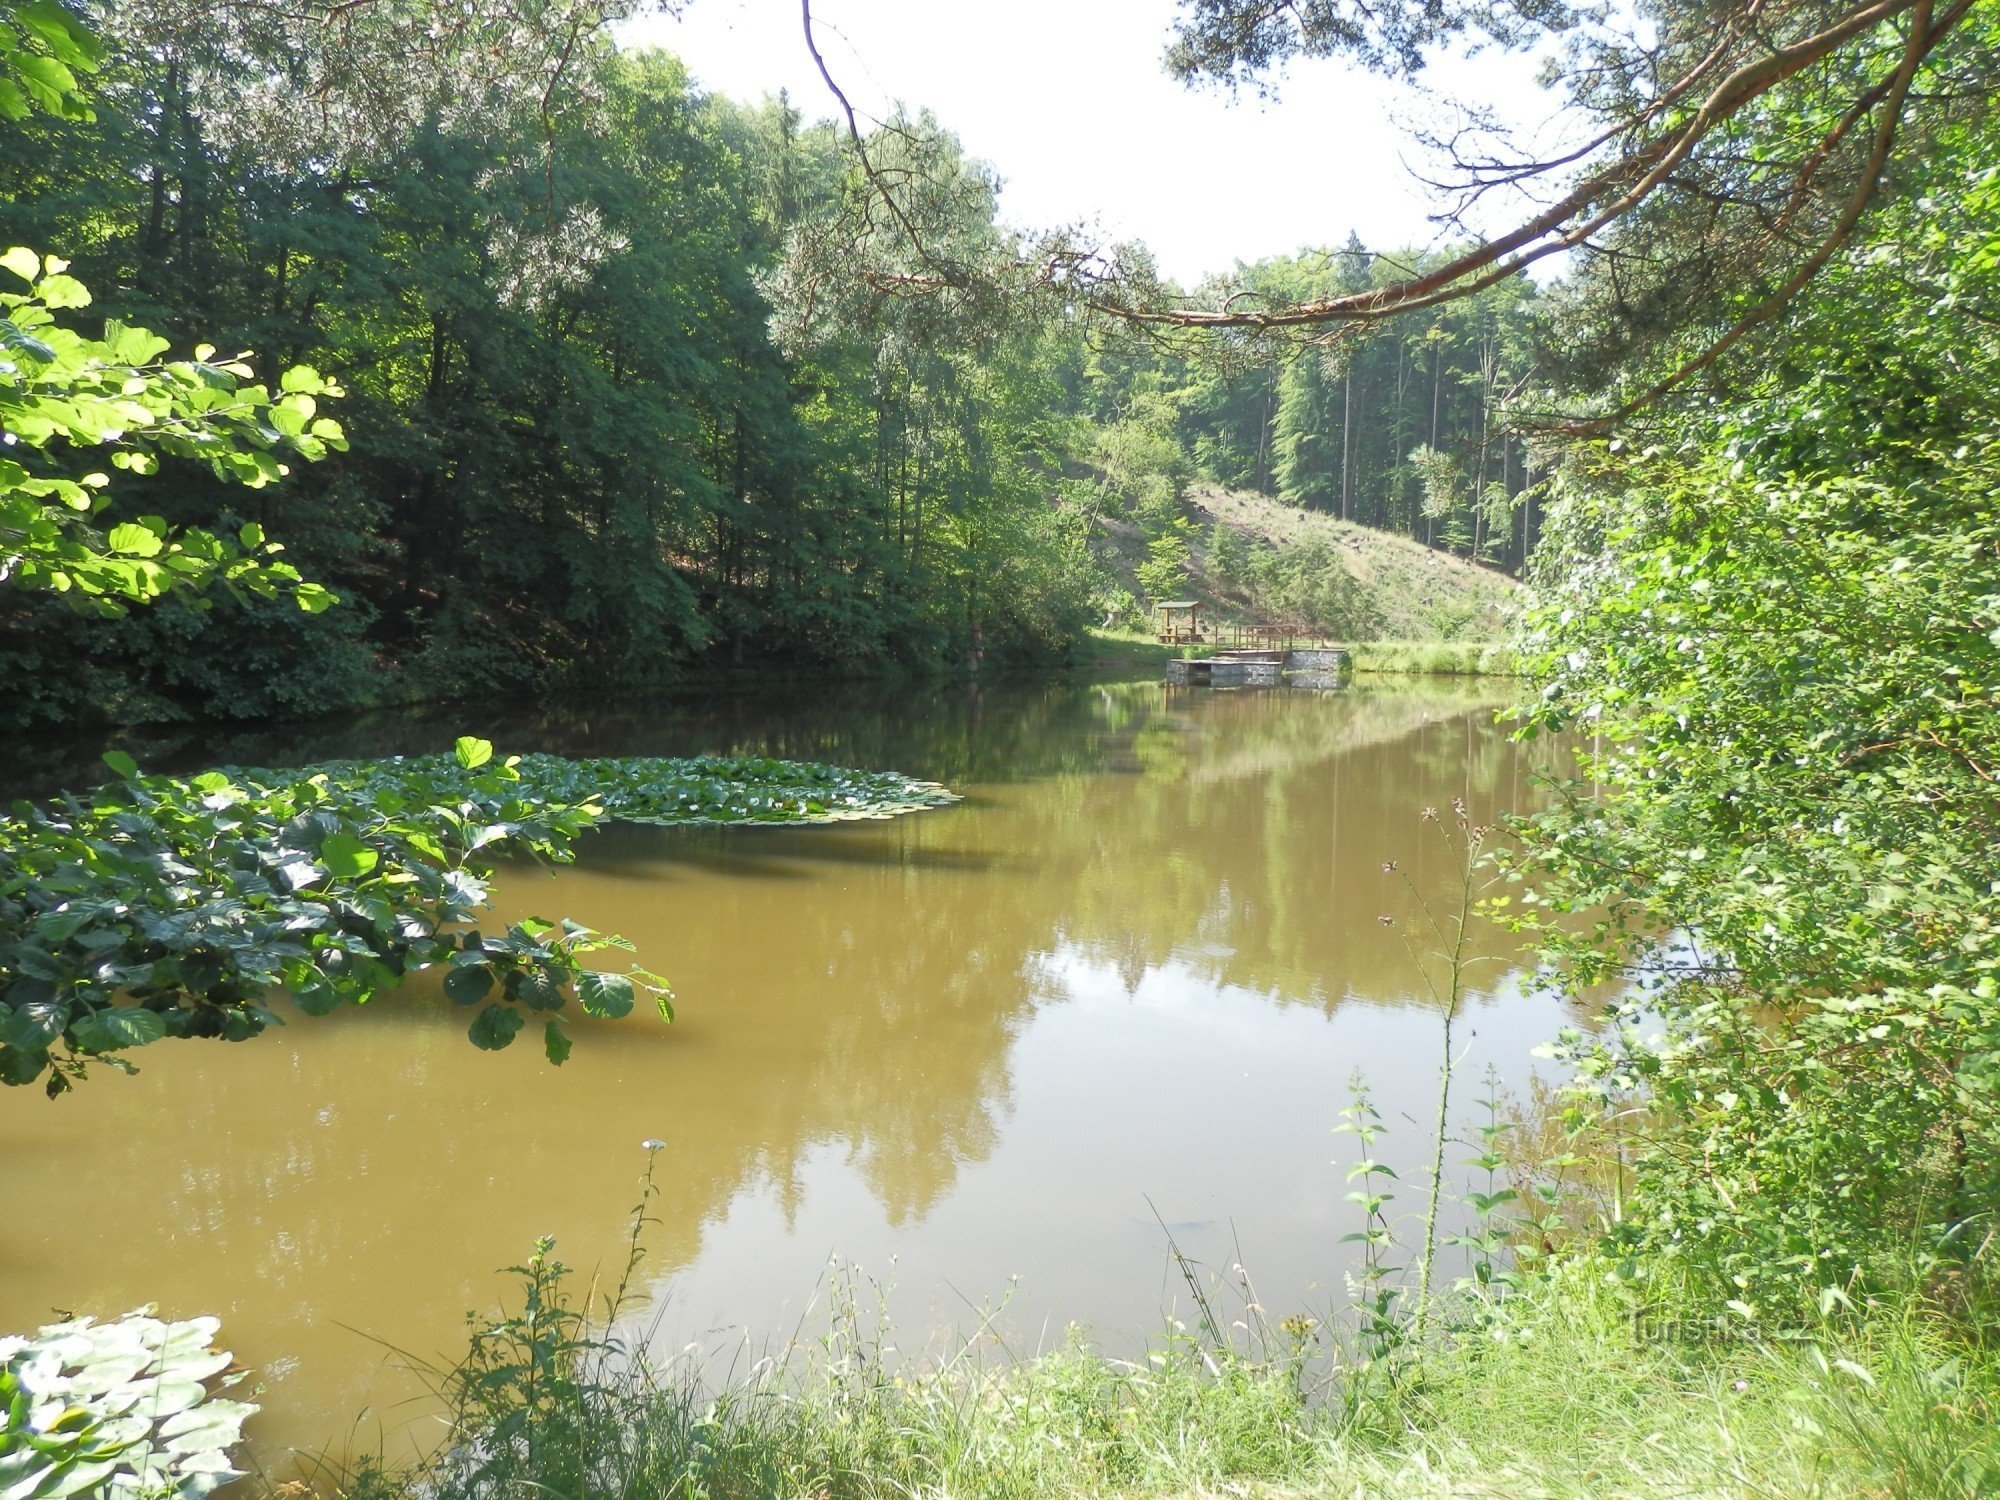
[4,0,1999,1496]
[0,4,1533,733]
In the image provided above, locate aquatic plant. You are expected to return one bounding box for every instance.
[0,739,956,1094]
[0,1310,253,1499]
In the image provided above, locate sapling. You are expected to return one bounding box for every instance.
[1336,1076,1403,1367]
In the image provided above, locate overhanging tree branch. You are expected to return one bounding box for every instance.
[796,0,1979,427]
[1547,0,1952,434]
[1095,0,1936,331]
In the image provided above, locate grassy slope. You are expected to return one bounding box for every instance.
[1094,484,1521,644]
[1192,485,1519,642]
[1071,625,1178,676]
[1085,485,1524,676]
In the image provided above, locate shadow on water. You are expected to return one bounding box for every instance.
[0,676,1584,1474]
[576,826,1023,881]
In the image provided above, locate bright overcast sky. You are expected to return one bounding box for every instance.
[618,1,1570,285]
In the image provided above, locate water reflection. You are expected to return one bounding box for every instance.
[0,679,1577,1472]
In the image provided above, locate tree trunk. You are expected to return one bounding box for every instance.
[1340,358,1356,522]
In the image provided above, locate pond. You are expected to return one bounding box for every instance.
[0,677,1584,1476]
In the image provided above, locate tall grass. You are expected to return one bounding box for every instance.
[322,1248,2000,1500]
[318,1095,2000,1499]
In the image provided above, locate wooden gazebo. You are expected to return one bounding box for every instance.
[1155,600,1206,645]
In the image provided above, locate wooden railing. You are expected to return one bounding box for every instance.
[1221,622,1338,650]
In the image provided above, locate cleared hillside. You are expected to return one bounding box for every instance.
[1097,483,1521,641]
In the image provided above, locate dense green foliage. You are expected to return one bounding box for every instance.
[1073,259,1540,576]
[1,1311,253,1499]
[0,28,1106,726]
[1181,261,1536,563]
[1514,13,2000,1319]
[0,249,342,615]
[1524,441,2000,1308]
[0,739,951,1094]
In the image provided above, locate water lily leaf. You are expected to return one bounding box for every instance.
[37,1457,122,1497]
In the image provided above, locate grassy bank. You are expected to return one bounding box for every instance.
[1348,640,1517,677]
[1071,631,1517,680]
[1070,626,1180,675]
[330,1259,1998,1500]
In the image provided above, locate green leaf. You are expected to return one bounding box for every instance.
[10,51,78,99]
[319,831,378,879]
[100,749,138,779]
[34,271,89,309]
[101,319,168,365]
[69,1007,168,1052]
[34,907,91,945]
[454,736,493,771]
[0,246,40,283]
[443,963,494,1006]
[105,522,163,558]
[15,4,105,69]
[543,1020,571,1066]
[291,975,342,1017]
[576,970,635,1020]
[467,1003,523,1051]
[511,970,562,1011]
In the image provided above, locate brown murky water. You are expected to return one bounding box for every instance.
[0,678,1580,1476]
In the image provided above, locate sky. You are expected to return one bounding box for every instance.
[617,0,1573,285]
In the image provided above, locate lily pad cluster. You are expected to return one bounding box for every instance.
[0,739,955,1094]
[0,1311,252,1499]
[479,752,958,826]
